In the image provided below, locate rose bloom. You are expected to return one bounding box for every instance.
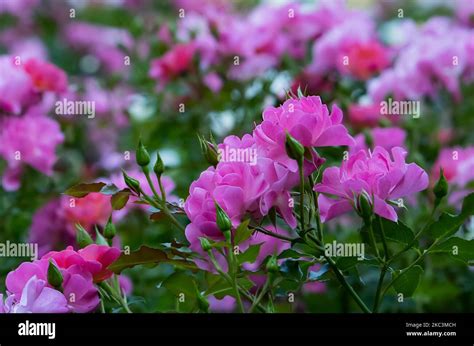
[337,40,390,80]
[23,58,67,93]
[254,95,354,173]
[149,43,195,89]
[314,146,428,222]
[431,146,474,206]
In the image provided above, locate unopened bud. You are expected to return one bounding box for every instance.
[122,170,141,195]
[104,216,116,240]
[199,237,212,252]
[434,168,448,201]
[136,139,150,167]
[285,132,304,163]
[47,260,63,289]
[154,152,165,177]
[75,223,93,248]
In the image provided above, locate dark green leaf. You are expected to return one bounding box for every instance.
[111,189,131,210]
[234,219,253,245]
[64,182,106,198]
[373,217,415,247]
[161,271,197,299]
[429,237,474,265]
[392,265,423,297]
[237,243,262,265]
[205,276,254,299]
[428,193,474,239]
[109,246,197,274]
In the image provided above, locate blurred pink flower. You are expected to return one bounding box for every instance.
[350,127,406,154]
[0,113,64,191]
[23,58,67,93]
[64,22,133,73]
[432,147,474,206]
[0,55,35,114]
[348,103,383,128]
[337,40,390,80]
[314,147,428,222]
[368,18,473,101]
[149,43,195,89]
[62,193,111,233]
[309,15,388,79]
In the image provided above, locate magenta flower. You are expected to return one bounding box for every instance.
[7,276,69,313]
[149,43,195,89]
[0,113,64,191]
[432,147,474,206]
[254,96,354,172]
[23,58,67,93]
[61,193,111,233]
[309,15,388,79]
[314,147,428,222]
[64,22,133,73]
[185,162,268,247]
[61,269,99,313]
[368,18,473,102]
[0,55,34,114]
[4,256,100,313]
[28,199,73,257]
[337,40,390,80]
[208,295,236,313]
[350,127,406,154]
[44,245,121,283]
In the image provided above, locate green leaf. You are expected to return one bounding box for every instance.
[428,213,465,239]
[280,259,305,281]
[392,265,423,297]
[161,271,197,299]
[373,217,415,247]
[109,246,197,274]
[204,276,254,299]
[429,237,474,265]
[428,193,474,240]
[335,256,379,271]
[277,249,304,259]
[233,219,253,245]
[460,192,474,217]
[64,182,106,198]
[111,189,131,210]
[237,243,262,265]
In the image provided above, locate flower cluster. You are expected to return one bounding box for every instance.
[0,55,66,191]
[368,17,474,102]
[1,245,120,313]
[185,95,355,270]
